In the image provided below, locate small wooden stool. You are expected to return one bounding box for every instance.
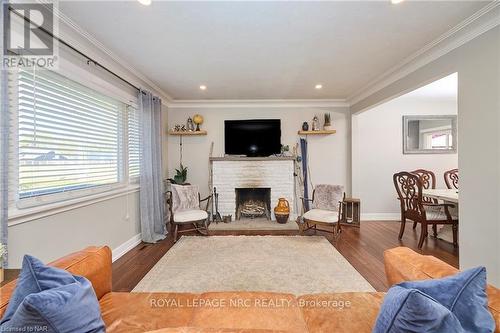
[341,198,360,228]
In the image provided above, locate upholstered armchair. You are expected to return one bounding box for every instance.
[166,184,211,242]
[300,184,345,236]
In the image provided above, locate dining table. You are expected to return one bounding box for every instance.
[422,189,459,203]
[423,189,459,244]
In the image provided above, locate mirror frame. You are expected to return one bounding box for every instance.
[402,115,457,154]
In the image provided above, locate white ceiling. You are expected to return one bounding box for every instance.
[402,73,458,101]
[59,1,487,100]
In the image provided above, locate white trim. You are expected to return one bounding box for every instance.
[361,213,400,221]
[8,185,140,227]
[50,5,172,102]
[112,233,142,262]
[167,99,349,109]
[348,2,500,106]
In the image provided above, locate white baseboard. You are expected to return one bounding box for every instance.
[361,213,400,221]
[112,233,142,262]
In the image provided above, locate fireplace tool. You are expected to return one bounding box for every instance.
[213,187,223,223]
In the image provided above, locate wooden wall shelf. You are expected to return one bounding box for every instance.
[298,130,336,135]
[168,130,207,136]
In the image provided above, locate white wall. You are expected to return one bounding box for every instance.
[167,106,351,209]
[351,26,500,286]
[352,96,457,219]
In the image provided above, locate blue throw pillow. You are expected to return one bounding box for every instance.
[0,255,105,333]
[400,267,495,333]
[373,286,465,333]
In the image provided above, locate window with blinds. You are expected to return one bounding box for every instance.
[127,105,140,181]
[16,69,135,201]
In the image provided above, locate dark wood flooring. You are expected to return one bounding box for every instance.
[112,221,459,292]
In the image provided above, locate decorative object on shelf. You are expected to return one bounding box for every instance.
[193,114,204,131]
[168,164,188,185]
[223,215,232,223]
[323,113,332,131]
[187,117,195,131]
[280,144,290,156]
[181,125,187,132]
[174,124,181,132]
[274,198,290,224]
[341,197,361,228]
[0,243,5,283]
[302,121,309,131]
[312,116,320,131]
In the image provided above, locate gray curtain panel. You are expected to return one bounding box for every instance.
[139,90,166,243]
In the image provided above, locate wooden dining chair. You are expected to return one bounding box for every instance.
[444,168,459,189]
[410,169,438,236]
[393,171,458,249]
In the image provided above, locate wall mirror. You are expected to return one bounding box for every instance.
[403,115,457,154]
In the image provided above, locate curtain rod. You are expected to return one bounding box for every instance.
[8,5,144,94]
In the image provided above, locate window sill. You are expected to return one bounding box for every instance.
[8,185,140,227]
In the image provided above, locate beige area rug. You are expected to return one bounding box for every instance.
[133,236,375,294]
[209,218,299,231]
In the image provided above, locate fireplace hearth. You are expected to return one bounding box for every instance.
[235,188,271,220]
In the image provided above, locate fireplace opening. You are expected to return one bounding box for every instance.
[235,188,271,220]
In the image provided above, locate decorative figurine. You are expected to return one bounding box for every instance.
[302,121,309,131]
[187,117,195,131]
[312,116,320,131]
[174,125,181,132]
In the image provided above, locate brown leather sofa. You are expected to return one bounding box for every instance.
[1,246,499,333]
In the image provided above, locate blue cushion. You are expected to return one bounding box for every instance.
[373,286,464,333]
[0,255,105,333]
[399,267,495,333]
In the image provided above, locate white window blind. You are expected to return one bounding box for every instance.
[127,105,140,181]
[17,69,125,200]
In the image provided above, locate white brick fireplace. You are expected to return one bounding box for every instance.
[211,157,296,220]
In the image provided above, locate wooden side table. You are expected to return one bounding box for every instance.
[341,198,360,228]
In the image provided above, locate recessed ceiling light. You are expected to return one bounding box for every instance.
[391,0,404,4]
[199,85,207,91]
[315,84,323,90]
[137,0,151,6]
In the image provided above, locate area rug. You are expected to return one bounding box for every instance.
[133,236,375,294]
[209,218,299,231]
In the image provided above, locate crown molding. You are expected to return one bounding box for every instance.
[50,5,173,102]
[166,99,350,109]
[347,1,500,106]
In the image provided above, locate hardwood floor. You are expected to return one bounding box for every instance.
[112,221,459,292]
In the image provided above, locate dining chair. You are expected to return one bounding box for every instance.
[300,184,344,237]
[410,169,438,236]
[166,184,212,242]
[444,168,459,189]
[393,171,458,249]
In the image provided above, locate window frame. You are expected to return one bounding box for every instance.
[9,65,141,210]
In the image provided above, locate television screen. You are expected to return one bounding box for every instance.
[224,119,281,157]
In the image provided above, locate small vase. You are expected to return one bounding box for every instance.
[274,198,290,224]
[302,122,309,131]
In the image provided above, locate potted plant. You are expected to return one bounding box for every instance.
[324,113,332,130]
[168,164,188,185]
[0,244,5,283]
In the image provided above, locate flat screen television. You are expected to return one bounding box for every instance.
[225,119,281,157]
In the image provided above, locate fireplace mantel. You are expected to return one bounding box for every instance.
[211,157,296,220]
